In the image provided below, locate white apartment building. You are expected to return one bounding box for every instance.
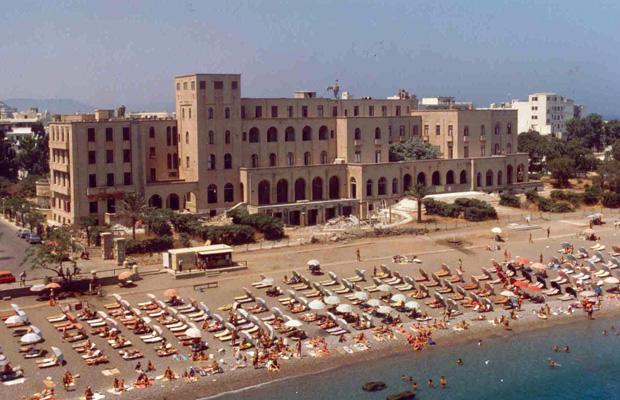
[491,93,584,137]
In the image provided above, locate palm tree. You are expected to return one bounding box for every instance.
[405,183,430,223]
[117,193,148,239]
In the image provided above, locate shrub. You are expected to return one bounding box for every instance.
[583,185,602,205]
[535,196,554,212]
[528,173,541,180]
[463,206,497,221]
[550,200,574,213]
[602,192,620,208]
[196,224,256,245]
[126,235,174,254]
[499,192,520,208]
[170,213,200,234]
[422,198,462,218]
[178,233,192,247]
[525,189,540,203]
[228,209,284,240]
[550,190,582,207]
[144,209,173,236]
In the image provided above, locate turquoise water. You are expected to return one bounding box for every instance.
[207,317,620,400]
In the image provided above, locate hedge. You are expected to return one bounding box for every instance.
[196,224,256,245]
[463,206,497,221]
[583,185,602,205]
[228,209,284,240]
[602,192,620,208]
[423,198,462,218]
[423,197,497,221]
[550,190,582,207]
[550,200,575,213]
[499,192,520,208]
[126,236,174,254]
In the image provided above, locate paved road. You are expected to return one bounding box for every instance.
[0,218,30,276]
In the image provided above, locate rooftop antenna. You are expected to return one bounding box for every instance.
[326,80,340,99]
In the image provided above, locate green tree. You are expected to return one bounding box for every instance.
[78,215,99,246]
[405,183,430,223]
[25,210,45,234]
[611,139,620,162]
[0,131,17,180]
[143,208,173,236]
[389,139,440,162]
[517,130,548,172]
[21,226,79,287]
[547,157,576,187]
[117,193,148,239]
[565,114,605,151]
[15,132,49,176]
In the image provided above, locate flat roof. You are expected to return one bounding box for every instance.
[168,244,233,255]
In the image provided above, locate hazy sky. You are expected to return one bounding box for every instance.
[2,0,619,116]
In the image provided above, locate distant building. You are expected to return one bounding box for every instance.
[420,96,473,110]
[0,101,17,119]
[491,93,585,137]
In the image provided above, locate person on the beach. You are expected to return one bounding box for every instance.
[553,345,560,352]
[477,339,482,346]
[440,375,447,389]
[84,386,94,400]
[547,227,551,238]
[412,382,418,392]
[529,233,533,243]
[539,253,544,263]
[548,358,559,368]
[428,378,435,388]
[603,330,608,336]
[147,360,155,372]
[356,248,361,261]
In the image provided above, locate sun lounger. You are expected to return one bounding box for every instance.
[413,268,429,282]
[104,303,121,310]
[345,269,366,283]
[82,349,102,360]
[37,358,60,368]
[143,336,163,343]
[46,314,67,323]
[435,264,451,278]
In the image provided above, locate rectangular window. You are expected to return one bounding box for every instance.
[287,106,294,118]
[183,82,187,90]
[413,125,419,136]
[176,83,180,91]
[214,81,223,89]
[369,106,374,116]
[317,105,324,117]
[88,174,96,188]
[88,151,96,164]
[396,106,401,116]
[190,81,195,90]
[353,106,359,116]
[464,146,469,158]
[123,149,131,163]
[106,150,114,163]
[89,201,98,214]
[354,151,361,163]
[448,146,453,159]
[122,127,130,140]
[106,173,114,186]
[332,106,338,117]
[302,106,308,117]
[199,80,206,90]
[107,198,115,213]
[435,125,441,135]
[240,106,246,119]
[150,168,156,182]
[480,145,486,157]
[231,81,238,90]
[255,106,262,118]
[381,106,387,116]
[149,147,156,158]
[105,127,113,141]
[399,125,405,137]
[375,150,382,163]
[87,128,95,142]
[423,125,429,136]
[448,125,453,136]
[123,172,132,185]
[271,106,278,118]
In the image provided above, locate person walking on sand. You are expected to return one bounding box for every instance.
[19,271,26,287]
[529,233,533,243]
[356,248,361,262]
[539,253,544,263]
[547,227,551,239]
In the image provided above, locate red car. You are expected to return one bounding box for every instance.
[0,271,16,284]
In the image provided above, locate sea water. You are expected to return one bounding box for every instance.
[206,316,620,400]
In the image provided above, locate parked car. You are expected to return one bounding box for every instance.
[27,234,42,244]
[17,228,31,239]
[0,271,16,284]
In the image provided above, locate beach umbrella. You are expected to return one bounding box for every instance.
[516,257,529,266]
[163,288,178,298]
[51,346,63,359]
[185,327,202,339]
[284,319,303,328]
[376,284,392,292]
[307,259,320,267]
[308,300,326,310]
[30,284,46,292]
[5,314,25,325]
[596,280,605,287]
[336,304,353,313]
[118,271,132,281]
[376,305,393,315]
[500,290,517,297]
[46,282,61,289]
[353,291,369,301]
[366,299,381,307]
[604,277,620,285]
[491,227,502,234]
[390,293,407,303]
[21,332,42,344]
[404,301,420,310]
[583,228,595,235]
[530,263,546,271]
[579,290,597,297]
[324,295,340,305]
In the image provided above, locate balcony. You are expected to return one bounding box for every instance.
[86,185,134,197]
[354,139,362,146]
[374,138,382,145]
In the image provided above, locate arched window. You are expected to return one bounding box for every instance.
[464,126,469,136]
[287,152,294,166]
[319,126,328,140]
[185,156,190,168]
[375,127,381,139]
[251,154,259,168]
[258,180,270,205]
[185,131,189,144]
[167,193,180,210]
[378,177,387,195]
[403,174,412,192]
[224,153,232,169]
[207,184,218,204]
[208,130,214,144]
[320,151,328,164]
[166,130,171,145]
[249,127,260,143]
[149,195,162,209]
[304,152,312,166]
[497,170,503,186]
[354,128,361,140]
[417,172,426,186]
[224,183,234,202]
[350,178,357,198]
[225,107,230,119]
[295,178,306,201]
[480,125,486,136]
[459,170,467,184]
[269,153,277,166]
[494,143,500,155]
[486,170,493,186]
[366,179,373,196]
[285,126,295,141]
[208,108,214,119]
[302,126,312,141]
[476,172,482,187]
[507,122,512,134]
[312,177,323,200]
[507,165,514,184]
[506,142,512,154]
[267,127,278,142]
[392,178,399,194]
[494,123,501,135]
[446,170,455,185]
[208,154,216,170]
[329,176,340,199]
[432,171,441,185]
[276,179,288,203]
[225,130,231,144]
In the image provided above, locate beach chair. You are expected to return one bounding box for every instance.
[375,265,391,280]
[426,273,441,288]
[395,276,415,292]
[36,356,60,368]
[319,272,339,287]
[46,314,67,323]
[436,280,454,294]
[594,266,611,278]
[414,268,429,282]
[447,269,463,283]
[434,264,451,278]
[334,279,353,294]
[345,269,366,283]
[472,269,491,281]
[462,277,479,291]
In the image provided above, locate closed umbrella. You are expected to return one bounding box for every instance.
[336,304,352,313]
[284,319,303,328]
[353,291,369,301]
[185,327,202,339]
[163,288,178,298]
[404,301,420,310]
[324,295,340,305]
[21,332,42,344]
[118,271,132,281]
[377,305,393,315]
[30,284,46,292]
[377,284,392,292]
[308,299,326,310]
[391,293,407,303]
[366,299,381,307]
